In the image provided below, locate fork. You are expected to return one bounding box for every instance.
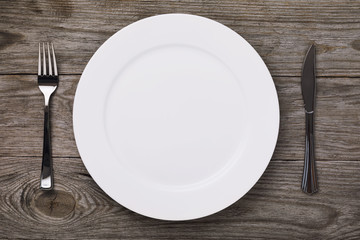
[38,42,58,190]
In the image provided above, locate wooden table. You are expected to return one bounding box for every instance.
[1,0,359,239]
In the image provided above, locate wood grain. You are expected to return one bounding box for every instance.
[0,0,360,76]
[0,157,359,239]
[1,0,360,239]
[1,75,359,160]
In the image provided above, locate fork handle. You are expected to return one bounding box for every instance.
[40,105,53,190]
[301,112,318,194]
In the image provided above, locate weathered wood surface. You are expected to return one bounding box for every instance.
[1,0,360,239]
[1,75,359,160]
[0,158,359,239]
[0,0,360,76]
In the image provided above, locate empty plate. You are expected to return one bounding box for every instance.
[73,14,279,220]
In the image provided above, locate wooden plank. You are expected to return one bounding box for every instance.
[1,75,359,160]
[0,0,360,76]
[0,75,79,157]
[0,157,359,239]
[273,76,360,161]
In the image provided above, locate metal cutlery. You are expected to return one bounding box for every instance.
[301,44,318,194]
[38,42,58,190]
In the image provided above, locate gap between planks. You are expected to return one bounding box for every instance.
[3,156,359,162]
[2,73,360,78]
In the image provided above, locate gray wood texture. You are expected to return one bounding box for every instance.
[0,0,359,239]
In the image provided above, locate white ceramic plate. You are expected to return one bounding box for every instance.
[73,14,279,221]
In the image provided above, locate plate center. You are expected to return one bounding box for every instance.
[105,45,247,187]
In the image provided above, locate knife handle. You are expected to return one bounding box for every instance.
[301,112,318,194]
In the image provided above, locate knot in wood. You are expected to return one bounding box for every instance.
[33,190,76,218]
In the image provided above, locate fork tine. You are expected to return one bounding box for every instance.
[42,43,46,75]
[47,42,52,75]
[51,43,58,76]
[38,43,41,75]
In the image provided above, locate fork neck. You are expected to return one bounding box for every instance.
[44,95,51,106]
[38,85,57,106]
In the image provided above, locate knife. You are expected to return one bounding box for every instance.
[301,44,318,194]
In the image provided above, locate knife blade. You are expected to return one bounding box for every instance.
[301,44,318,194]
[301,44,316,113]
